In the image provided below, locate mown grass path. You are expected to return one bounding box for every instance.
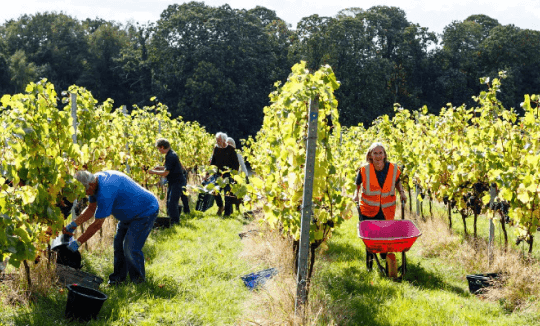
[2,208,539,325]
[310,215,539,326]
[0,214,252,326]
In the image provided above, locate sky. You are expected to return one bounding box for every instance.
[1,0,539,37]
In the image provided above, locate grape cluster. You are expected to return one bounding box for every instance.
[456,182,489,216]
[57,198,74,219]
[56,197,88,220]
[463,193,482,215]
[473,182,489,194]
[488,200,510,224]
[443,196,456,208]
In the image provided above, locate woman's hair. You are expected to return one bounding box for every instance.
[365,142,388,164]
[155,138,170,149]
[216,132,227,143]
[75,171,97,189]
[226,137,236,148]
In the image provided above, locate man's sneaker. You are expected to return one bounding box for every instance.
[107,279,124,287]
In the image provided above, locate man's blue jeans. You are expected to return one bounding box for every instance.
[109,211,158,284]
[167,182,182,224]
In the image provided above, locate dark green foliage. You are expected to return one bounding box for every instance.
[0,6,539,138]
[149,2,292,140]
[1,12,89,93]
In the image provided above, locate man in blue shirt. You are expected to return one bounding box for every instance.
[148,138,188,224]
[64,170,159,285]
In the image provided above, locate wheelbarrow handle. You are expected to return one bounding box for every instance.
[401,199,405,220]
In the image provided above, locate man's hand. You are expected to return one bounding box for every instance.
[67,238,81,252]
[63,221,78,236]
[149,166,167,176]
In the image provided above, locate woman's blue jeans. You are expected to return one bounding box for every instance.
[109,211,158,284]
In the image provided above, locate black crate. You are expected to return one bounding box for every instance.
[154,216,171,228]
[466,273,499,294]
[56,264,103,290]
[195,193,215,212]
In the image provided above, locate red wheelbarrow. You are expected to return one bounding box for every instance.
[358,220,422,280]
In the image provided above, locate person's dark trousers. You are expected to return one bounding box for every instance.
[213,186,233,215]
[214,191,223,208]
[180,185,190,213]
[109,211,158,284]
[223,182,235,216]
[224,195,234,216]
[167,182,181,224]
[222,172,235,216]
[360,210,387,260]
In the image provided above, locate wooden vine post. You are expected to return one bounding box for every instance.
[295,98,319,315]
[488,185,497,267]
[122,105,131,174]
[416,184,421,217]
[70,93,90,249]
[70,93,82,236]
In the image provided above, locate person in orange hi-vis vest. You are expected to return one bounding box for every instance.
[353,142,407,268]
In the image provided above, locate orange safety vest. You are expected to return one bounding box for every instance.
[359,162,401,220]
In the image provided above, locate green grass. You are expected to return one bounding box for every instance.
[1,197,539,325]
[308,201,540,326]
[0,211,252,326]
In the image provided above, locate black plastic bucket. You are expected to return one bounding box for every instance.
[51,234,82,269]
[65,284,108,321]
[466,273,499,294]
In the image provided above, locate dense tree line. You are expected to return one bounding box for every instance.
[1,2,539,140]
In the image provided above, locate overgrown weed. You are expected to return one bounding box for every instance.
[0,213,118,308]
[1,253,58,308]
[415,202,540,314]
[239,208,332,326]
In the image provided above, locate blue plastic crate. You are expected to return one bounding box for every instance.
[241,268,278,290]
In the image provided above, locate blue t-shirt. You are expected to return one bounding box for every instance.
[89,171,159,221]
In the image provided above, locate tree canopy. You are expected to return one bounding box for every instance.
[0,3,538,140]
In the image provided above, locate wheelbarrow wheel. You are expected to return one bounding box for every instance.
[366,249,373,271]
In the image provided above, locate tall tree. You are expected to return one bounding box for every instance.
[294,6,436,125]
[479,25,540,110]
[0,34,11,94]
[295,14,335,71]
[1,12,88,93]
[115,22,154,109]
[247,6,297,83]
[7,50,37,93]
[80,19,130,105]
[436,16,500,108]
[150,2,288,139]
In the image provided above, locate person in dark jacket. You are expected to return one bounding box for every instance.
[209,132,239,216]
[149,138,188,224]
